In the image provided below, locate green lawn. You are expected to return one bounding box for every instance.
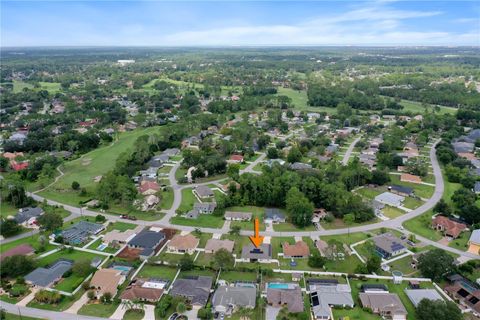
[194,252,213,267]
[106,221,137,232]
[321,232,371,246]
[219,270,258,283]
[170,214,224,228]
[384,255,419,277]
[38,126,164,201]
[37,249,104,268]
[123,309,144,320]
[273,222,316,232]
[156,250,192,266]
[356,187,384,200]
[78,302,120,318]
[136,264,178,282]
[86,238,118,254]
[195,232,213,248]
[397,98,457,115]
[0,201,18,218]
[0,232,56,254]
[27,289,85,312]
[449,230,471,251]
[3,313,42,320]
[54,273,85,292]
[222,234,251,255]
[174,167,188,183]
[277,87,339,114]
[402,197,423,209]
[159,188,174,210]
[270,237,295,257]
[12,80,34,92]
[389,175,434,199]
[382,206,405,219]
[178,188,196,212]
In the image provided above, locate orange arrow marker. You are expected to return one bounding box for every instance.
[249,218,264,248]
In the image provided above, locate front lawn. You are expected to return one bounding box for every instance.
[177,188,196,212]
[273,222,316,232]
[449,231,471,251]
[123,309,145,320]
[382,206,404,219]
[0,232,56,254]
[159,188,174,210]
[227,206,266,231]
[78,301,120,318]
[170,214,224,228]
[402,197,423,209]
[389,175,434,199]
[106,221,137,232]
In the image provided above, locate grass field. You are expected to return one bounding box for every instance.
[78,301,120,318]
[37,249,104,268]
[397,98,457,115]
[170,214,224,228]
[277,87,338,114]
[449,230,471,251]
[0,232,57,254]
[178,188,196,212]
[382,206,405,219]
[219,270,258,283]
[389,174,434,199]
[106,221,137,232]
[3,313,43,320]
[136,264,178,282]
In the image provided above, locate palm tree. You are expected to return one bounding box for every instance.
[121,300,133,310]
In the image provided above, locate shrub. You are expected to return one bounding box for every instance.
[34,290,62,304]
[71,181,80,190]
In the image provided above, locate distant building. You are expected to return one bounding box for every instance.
[224,211,252,221]
[14,207,44,226]
[195,185,214,199]
[374,192,405,207]
[62,221,105,245]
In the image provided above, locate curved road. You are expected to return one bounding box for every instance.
[3,140,478,261]
[341,136,361,165]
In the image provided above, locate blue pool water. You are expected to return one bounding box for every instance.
[268,283,290,289]
[96,243,107,251]
[113,265,132,272]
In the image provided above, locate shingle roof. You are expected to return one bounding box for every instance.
[390,185,413,195]
[90,269,123,296]
[359,292,407,316]
[128,229,165,252]
[25,259,73,287]
[266,286,304,313]
[212,286,257,309]
[195,185,214,198]
[283,241,310,257]
[224,211,252,220]
[241,244,272,260]
[120,284,163,301]
[14,207,44,224]
[168,234,199,251]
[373,233,405,254]
[170,276,212,306]
[205,239,234,253]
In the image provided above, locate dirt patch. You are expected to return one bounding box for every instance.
[117,247,142,260]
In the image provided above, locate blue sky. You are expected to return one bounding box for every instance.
[1,1,479,46]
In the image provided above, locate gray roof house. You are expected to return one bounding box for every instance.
[25,259,73,288]
[373,233,406,259]
[128,229,166,259]
[224,211,252,221]
[310,282,354,319]
[289,162,312,171]
[62,221,105,245]
[452,141,474,154]
[241,244,272,262]
[359,292,408,320]
[212,285,257,314]
[374,192,405,207]
[162,148,180,157]
[14,207,44,224]
[195,185,214,198]
[170,276,212,306]
[194,202,217,214]
[264,208,286,223]
[266,284,304,313]
[474,181,480,194]
[405,289,443,307]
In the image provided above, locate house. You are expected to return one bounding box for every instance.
[359,291,408,320]
[224,211,252,221]
[170,276,212,306]
[204,239,234,254]
[167,234,199,254]
[309,281,354,320]
[14,207,44,226]
[289,162,312,171]
[25,259,73,288]
[389,185,414,197]
[195,185,214,199]
[103,226,143,248]
[265,159,286,167]
[10,161,29,171]
[90,257,103,268]
[0,244,34,262]
[475,182,480,194]
[241,244,273,262]
[62,221,105,245]
[138,181,160,195]
[193,202,217,214]
[120,278,164,302]
[212,285,257,315]
[266,283,304,313]
[127,229,166,260]
[400,173,422,184]
[311,208,328,223]
[8,132,27,145]
[374,192,405,207]
[162,148,180,157]
[468,230,480,255]
[405,289,443,307]
[373,233,406,259]
[283,241,310,259]
[325,144,339,155]
[431,215,467,239]
[452,141,474,154]
[90,268,125,298]
[264,208,286,223]
[228,154,244,164]
[139,167,158,179]
[445,275,480,314]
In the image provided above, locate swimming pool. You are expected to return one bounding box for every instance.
[96,243,107,251]
[113,265,132,273]
[268,283,290,289]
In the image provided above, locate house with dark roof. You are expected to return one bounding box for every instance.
[195,185,214,199]
[212,285,256,315]
[0,244,34,261]
[266,283,304,313]
[389,185,414,197]
[14,207,44,226]
[445,275,480,315]
[25,259,73,288]
[264,208,286,223]
[289,162,312,171]
[170,276,212,306]
[241,244,273,262]
[373,233,406,259]
[62,221,105,245]
[127,229,166,260]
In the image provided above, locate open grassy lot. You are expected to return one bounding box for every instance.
[12,80,34,92]
[174,167,188,183]
[273,222,317,232]
[449,230,471,251]
[322,217,380,230]
[384,255,418,277]
[221,234,251,255]
[170,214,224,228]
[321,231,371,246]
[178,268,217,279]
[382,206,405,219]
[402,197,423,209]
[136,264,178,282]
[0,201,18,218]
[228,206,266,231]
[78,301,120,318]
[106,221,137,232]
[158,188,174,210]
[277,87,338,114]
[356,186,384,200]
[178,188,196,212]
[37,249,104,268]
[38,126,163,204]
[397,98,457,115]
[3,313,43,320]
[194,252,213,267]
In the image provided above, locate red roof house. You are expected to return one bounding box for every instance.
[228,154,244,163]
[432,215,467,239]
[138,181,160,195]
[10,161,29,171]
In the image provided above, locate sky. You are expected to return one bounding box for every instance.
[1,1,479,47]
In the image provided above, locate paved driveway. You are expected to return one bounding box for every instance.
[266,306,280,320]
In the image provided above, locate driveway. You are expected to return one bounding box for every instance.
[16,288,37,307]
[65,291,89,314]
[266,306,280,320]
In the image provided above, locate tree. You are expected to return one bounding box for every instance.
[433,199,451,215]
[266,147,279,159]
[229,225,241,236]
[72,259,92,277]
[287,146,302,163]
[37,211,63,231]
[71,181,80,190]
[416,299,462,320]
[0,219,21,237]
[95,214,106,223]
[227,164,240,181]
[179,254,194,271]
[286,187,314,227]
[370,170,390,185]
[38,235,47,252]
[87,290,95,300]
[308,252,326,268]
[418,249,454,281]
[1,255,36,278]
[366,254,381,273]
[212,248,235,270]
[176,302,186,314]
[101,292,112,304]
[156,295,172,317]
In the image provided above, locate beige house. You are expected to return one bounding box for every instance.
[167,234,199,254]
[204,239,234,254]
[103,226,143,248]
[90,268,125,298]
